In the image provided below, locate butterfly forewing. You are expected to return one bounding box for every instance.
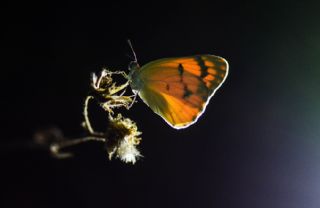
[132,55,228,129]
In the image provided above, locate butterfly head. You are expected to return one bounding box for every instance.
[128,61,140,80]
[127,40,141,82]
[127,39,140,73]
[128,61,142,92]
[128,61,140,72]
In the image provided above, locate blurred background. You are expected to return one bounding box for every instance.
[2,1,320,208]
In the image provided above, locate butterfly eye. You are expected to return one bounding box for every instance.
[128,61,140,71]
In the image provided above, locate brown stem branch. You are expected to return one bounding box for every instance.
[50,136,106,159]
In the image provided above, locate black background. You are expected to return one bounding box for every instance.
[2,1,320,208]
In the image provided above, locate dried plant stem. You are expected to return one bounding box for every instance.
[46,69,142,163]
[83,95,95,135]
[50,136,106,158]
[49,95,106,158]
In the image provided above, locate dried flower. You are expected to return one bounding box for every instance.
[105,114,142,164]
[90,69,143,164]
[48,69,143,164]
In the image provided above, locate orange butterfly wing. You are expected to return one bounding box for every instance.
[132,55,228,129]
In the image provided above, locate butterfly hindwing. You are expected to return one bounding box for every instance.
[133,55,228,129]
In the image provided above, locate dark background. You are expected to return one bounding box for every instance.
[2,1,320,208]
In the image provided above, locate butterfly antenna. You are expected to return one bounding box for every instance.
[127,39,138,63]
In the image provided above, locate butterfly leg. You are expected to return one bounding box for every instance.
[127,91,138,109]
[108,81,129,96]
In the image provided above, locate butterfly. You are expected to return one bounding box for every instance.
[127,47,228,129]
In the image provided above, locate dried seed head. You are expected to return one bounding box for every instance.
[105,114,142,164]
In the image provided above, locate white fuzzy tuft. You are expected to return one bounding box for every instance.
[116,137,141,164]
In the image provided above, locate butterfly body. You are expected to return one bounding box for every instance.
[129,55,229,129]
